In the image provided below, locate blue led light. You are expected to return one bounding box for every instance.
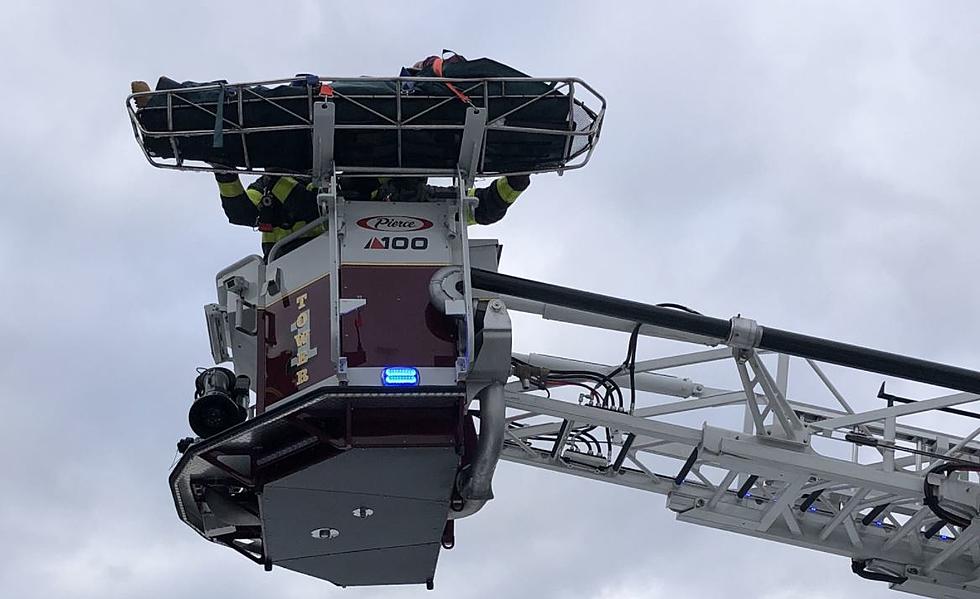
[873,520,884,528]
[939,534,950,541]
[808,506,818,513]
[382,367,420,387]
[744,492,752,498]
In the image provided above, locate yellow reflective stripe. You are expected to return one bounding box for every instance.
[271,177,298,202]
[291,221,322,238]
[218,179,245,198]
[263,227,293,244]
[369,177,390,200]
[263,222,325,244]
[496,177,522,204]
[246,188,262,206]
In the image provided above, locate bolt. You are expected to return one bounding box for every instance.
[489,300,504,312]
[695,498,706,508]
[311,527,340,540]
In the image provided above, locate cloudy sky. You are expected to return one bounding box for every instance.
[2,2,979,598]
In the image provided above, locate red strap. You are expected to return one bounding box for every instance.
[431,57,471,104]
[448,85,471,104]
[258,223,274,232]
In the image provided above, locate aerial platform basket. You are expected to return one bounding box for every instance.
[127,75,605,179]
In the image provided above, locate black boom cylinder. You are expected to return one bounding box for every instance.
[470,268,980,395]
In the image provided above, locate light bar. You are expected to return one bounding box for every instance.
[381,367,420,387]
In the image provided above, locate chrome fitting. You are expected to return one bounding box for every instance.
[727,316,763,350]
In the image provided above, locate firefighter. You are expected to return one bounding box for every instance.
[214,172,530,259]
[342,175,531,224]
[465,174,530,224]
[213,171,322,259]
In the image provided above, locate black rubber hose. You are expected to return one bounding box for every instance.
[799,489,823,513]
[851,560,908,585]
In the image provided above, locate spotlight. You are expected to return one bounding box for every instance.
[189,367,249,438]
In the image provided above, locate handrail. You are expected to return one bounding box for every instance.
[266,215,329,264]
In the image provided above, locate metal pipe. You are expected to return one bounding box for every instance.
[461,383,505,502]
[512,352,701,398]
[471,268,980,396]
[215,255,263,282]
[428,266,464,314]
[266,215,328,263]
[497,294,718,346]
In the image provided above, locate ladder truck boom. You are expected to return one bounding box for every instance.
[128,71,980,597]
[482,270,980,599]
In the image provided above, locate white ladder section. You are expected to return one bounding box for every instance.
[500,327,980,598]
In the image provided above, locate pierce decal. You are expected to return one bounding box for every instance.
[363,236,430,250]
[356,216,434,232]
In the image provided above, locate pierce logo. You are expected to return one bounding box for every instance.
[356,216,433,232]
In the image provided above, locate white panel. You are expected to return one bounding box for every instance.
[342,201,452,265]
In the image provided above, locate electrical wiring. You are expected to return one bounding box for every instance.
[626,323,640,414]
[655,302,702,315]
[508,323,645,456]
[595,323,641,413]
[512,357,623,410]
[505,419,603,455]
[923,461,980,529]
[570,430,601,454]
[545,374,608,406]
[549,369,622,410]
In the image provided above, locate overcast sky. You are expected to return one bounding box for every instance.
[2,2,979,598]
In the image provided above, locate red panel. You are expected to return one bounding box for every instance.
[259,276,335,413]
[340,265,458,368]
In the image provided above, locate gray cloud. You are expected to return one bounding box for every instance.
[1,2,978,598]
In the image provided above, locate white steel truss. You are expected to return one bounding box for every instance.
[500,313,980,598]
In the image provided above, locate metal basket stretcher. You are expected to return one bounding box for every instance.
[126,75,605,180]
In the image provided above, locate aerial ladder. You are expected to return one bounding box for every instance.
[129,72,980,598]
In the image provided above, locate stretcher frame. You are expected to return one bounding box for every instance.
[126,76,605,179]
